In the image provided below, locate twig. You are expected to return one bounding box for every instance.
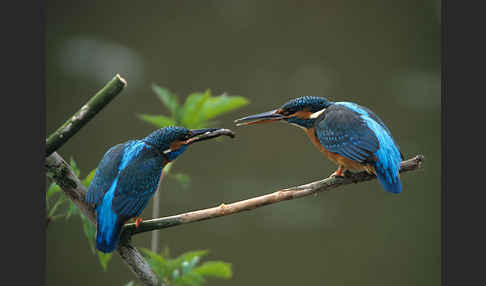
[46,152,161,286]
[122,155,424,236]
[151,165,169,253]
[45,74,127,157]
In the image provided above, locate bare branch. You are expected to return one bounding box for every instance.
[122,155,424,236]
[45,74,127,157]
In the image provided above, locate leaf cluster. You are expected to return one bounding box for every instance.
[139,248,232,286]
[138,84,249,129]
[137,85,249,188]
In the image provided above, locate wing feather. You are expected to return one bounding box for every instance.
[111,147,164,218]
[315,105,379,164]
[85,143,126,206]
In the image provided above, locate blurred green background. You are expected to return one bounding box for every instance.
[46,1,440,285]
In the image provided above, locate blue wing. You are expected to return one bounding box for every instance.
[111,146,165,218]
[315,104,379,163]
[85,143,127,206]
[358,105,403,160]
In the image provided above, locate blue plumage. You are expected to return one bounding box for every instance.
[234,96,404,194]
[334,102,403,193]
[85,126,234,253]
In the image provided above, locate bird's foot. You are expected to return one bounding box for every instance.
[135,217,143,228]
[330,167,345,178]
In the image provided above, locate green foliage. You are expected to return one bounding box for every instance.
[46,157,81,222]
[45,158,113,271]
[137,84,249,189]
[139,84,249,130]
[141,248,232,286]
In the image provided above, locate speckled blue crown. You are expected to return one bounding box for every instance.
[280,96,333,113]
[143,126,190,151]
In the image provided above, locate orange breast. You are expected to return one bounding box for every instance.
[305,128,375,173]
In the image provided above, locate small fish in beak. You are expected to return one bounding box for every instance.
[184,128,235,144]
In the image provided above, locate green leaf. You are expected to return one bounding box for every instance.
[193,261,232,279]
[82,169,97,188]
[180,91,211,128]
[69,157,80,177]
[174,250,209,266]
[173,269,181,279]
[152,84,180,116]
[199,94,249,122]
[141,248,167,265]
[175,272,205,286]
[137,114,176,128]
[65,200,79,220]
[46,183,61,204]
[97,251,113,272]
[170,173,191,189]
[80,213,96,254]
[48,195,67,217]
[141,248,169,278]
[124,281,135,286]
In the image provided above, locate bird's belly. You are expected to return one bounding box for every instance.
[305,129,375,173]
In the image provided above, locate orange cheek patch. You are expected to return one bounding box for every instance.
[292,110,312,119]
[170,140,183,151]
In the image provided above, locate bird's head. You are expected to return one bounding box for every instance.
[234,96,333,130]
[143,126,235,161]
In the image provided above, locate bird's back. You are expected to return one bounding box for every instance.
[315,102,403,193]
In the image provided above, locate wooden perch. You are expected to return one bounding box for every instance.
[122,155,424,236]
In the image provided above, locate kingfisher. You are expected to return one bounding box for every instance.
[234,96,403,194]
[85,126,235,253]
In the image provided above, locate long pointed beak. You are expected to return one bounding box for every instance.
[234,109,284,126]
[185,128,235,144]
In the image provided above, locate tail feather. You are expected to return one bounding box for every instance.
[375,166,402,194]
[95,190,125,253]
[96,217,124,253]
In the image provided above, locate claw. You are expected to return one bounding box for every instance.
[135,217,143,228]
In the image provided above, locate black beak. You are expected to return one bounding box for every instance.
[185,128,235,144]
[233,109,285,126]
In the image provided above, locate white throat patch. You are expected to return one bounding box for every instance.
[310,108,326,119]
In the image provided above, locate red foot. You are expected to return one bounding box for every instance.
[331,166,345,178]
[135,217,143,228]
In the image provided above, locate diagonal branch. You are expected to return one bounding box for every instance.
[46,152,161,286]
[45,74,127,157]
[122,155,424,236]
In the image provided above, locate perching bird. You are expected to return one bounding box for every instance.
[234,96,403,194]
[85,126,235,253]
